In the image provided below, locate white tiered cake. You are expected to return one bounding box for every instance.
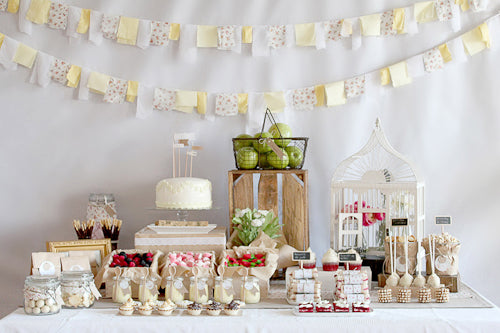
[155,177,212,209]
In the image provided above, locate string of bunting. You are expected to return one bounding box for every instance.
[0,0,491,55]
[0,14,497,124]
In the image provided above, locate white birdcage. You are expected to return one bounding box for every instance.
[331,119,424,254]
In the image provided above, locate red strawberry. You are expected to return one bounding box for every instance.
[241,261,251,267]
[129,262,136,267]
[255,253,264,259]
[257,263,265,267]
[110,262,116,267]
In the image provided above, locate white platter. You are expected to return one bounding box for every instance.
[146,224,217,234]
[292,308,374,317]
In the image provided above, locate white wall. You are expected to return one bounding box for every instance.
[1,0,499,317]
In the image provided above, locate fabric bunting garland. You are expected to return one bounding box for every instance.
[0,0,490,56]
[0,14,497,127]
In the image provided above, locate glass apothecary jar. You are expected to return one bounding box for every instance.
[240,276,261,304]
[138,276,159,303]
[112,276,132,303]
[214,277,234,304]
[60,271,100,308]
[164,277,186,303]
[24,276,61,315]
[189,277,209,303]
[87,193,117,221]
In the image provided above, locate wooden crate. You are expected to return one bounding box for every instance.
[228,169,309,250]
[378,273,460,292]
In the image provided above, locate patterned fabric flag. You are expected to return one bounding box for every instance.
[345,75,366,98]
[101,14,119,40]
[153,88,176,111]
[217,25,236,50]
[0,0,7,11]
[104,77,127,103]
[435,0,454,21]
[423,48,444,72]
[293,87,317,110]
[381,11,396,36]
[268,25,287,49]
[47,3,68,30]
[215,93,238,116]
[324,20,343,41]
[150,21,169,46]
[49,58,71,84]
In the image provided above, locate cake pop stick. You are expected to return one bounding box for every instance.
[386,230,399,287]
[399,227,413,287]
[412,239,426,287]
[427,235,440,288]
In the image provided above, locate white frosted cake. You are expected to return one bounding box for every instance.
[155,177,212,209]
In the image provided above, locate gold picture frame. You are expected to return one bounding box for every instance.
[46,239,112,266]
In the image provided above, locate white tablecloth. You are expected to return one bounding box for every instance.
[1,307,500,333]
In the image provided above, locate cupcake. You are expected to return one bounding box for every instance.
[206,301,223,316]
[302,247,316,269]
[118,298,135,316]
[187,302,203,316]
[343,249,362,270]
[158,299,176,316]
[138,301,153,316]
[224,300,241,316]
[322,248,339,271]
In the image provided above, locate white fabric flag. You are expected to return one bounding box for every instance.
[136,84,154,119]
[285,24,295,48]
[405,6,419,35]
[89,11,104,45]
[351,18,362,50]
[78,68,90,100]
[231,25,242,54]
[246,92,266,133]
[66,6,81,39]
[18,0,33,35]
[29,52,53,87]
[450,4,461,32]
[178,24,197,62]
[252,25,270,56]
[136,19,152,50]
[470,0,489,11]
[0,37,19,70]
[203,93,216,121]
[364,71,382,99]
[315,22,326,50]
[448,37,467,63]
[406,54,425,78]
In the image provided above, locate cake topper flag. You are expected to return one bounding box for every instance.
[172,133,203,178]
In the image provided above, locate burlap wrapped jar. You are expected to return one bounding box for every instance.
[384,238,418,275]
[422,238,460,276]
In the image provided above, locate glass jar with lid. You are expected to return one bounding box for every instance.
[112,276,132,303]
[24,275,61,315]
[165,277,186,303]
[87,193,118,246]
[189,277,209,303]
[60,271,100,308]
[214,277,234,304]
[138,276,159,303]
[240,276,261,304]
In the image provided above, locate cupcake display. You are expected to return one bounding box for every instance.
[321,248,339,271]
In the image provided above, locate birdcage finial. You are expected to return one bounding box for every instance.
[375,118,381,130]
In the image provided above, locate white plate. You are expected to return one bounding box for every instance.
[292,308,374,317]
[147,224,217,234]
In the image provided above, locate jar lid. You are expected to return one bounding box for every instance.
[242,276,258,282]
[190,277,208,282]
[89,193,115,203]
[61,271,93,281]
[25,275,60,286]
[215,277,232,282]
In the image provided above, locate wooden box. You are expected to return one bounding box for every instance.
[228,169,309,250]
[377,273,459,292]
[134,226,226,257]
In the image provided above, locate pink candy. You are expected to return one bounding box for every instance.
[169,252,212,269]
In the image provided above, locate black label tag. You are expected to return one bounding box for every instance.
[339,253,357,262]
[435,216,452,225]
[292,252,311,261]
[391,218,408,226]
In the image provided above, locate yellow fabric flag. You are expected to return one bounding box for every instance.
[175,90,198,113]
[455,0,470,11]
[360,14,381,36]
[126,81,139,102]
[0,33,4,49]
[26,0,51,25]
[380,68,391,86]
[242,26,253,44]
[314,85,325,107]
[7,0,19,13]
[325,82,346,106]
[66,65,82,88]
[238,93,248,114]
[169,23,180,40]
[462,24,490,56]
[414,2,437,23]
[196,92,207,114]
[13,44,37,69]
[264,92,286,113]
[117,17,139,45]
[295,23,316,46]
[389,61,412,87]
[439,43,452,63]
[197,25,218,47]
[87,72,110,95]
[393,8,406,34]
[76,9,91,34]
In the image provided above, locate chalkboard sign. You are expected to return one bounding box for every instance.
[292,252,311,261]
[435,216,452,225]
[391,218,408,226]
[339,253,357,262]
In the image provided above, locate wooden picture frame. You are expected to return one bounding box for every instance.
[46,239,112,267]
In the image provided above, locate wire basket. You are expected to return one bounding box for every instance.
[232,109,308,170]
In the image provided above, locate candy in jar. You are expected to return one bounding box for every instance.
[138,276,159,303]
[112,276,132,303]
[24,275,62,315]
[240,276,260,304]
[189,277,209,303]
[214,277,234,304]
[165,277,186,303]
[61,271,100,308]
